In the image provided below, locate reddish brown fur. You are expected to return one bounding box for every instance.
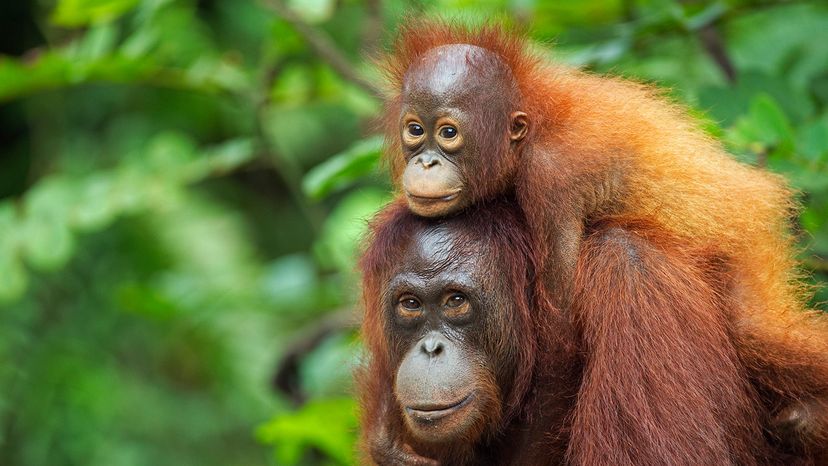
[569,220,765,465]
[363,19,828,466]
[357,200,559,465]
[358,204,828,464]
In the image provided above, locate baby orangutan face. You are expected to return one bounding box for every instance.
[398,44,528,217]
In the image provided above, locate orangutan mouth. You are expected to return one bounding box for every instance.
[405,393,474,422]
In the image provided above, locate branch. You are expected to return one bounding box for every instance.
[677,1,736,83]
[696,24,736,83]
[361,0,383,54]
[262,0,383,99]
[272,308,360,404]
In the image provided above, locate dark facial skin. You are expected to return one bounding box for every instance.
[770,398,828,457]
[400,44,528,217]
[387,224,508,444]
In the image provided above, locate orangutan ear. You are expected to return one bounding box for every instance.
[509,111,529,141]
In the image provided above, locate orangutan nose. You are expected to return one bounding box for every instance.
[420,333,445,357]
[418,152,442,169]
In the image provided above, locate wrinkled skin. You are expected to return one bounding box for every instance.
[358,202,573,465]
[385,225,507,448]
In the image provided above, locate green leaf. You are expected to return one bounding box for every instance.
[264,103,362,168]
[302,135,383,200]
[257,397,357,465]
[726,93,795,155]
[144,132,198,175]
[19,178,80,271]
[681,2,727,31]
[0,204,27,303]
[797,116,828,162]
[271,65,314,105]
[0,135,256,306]
[747,94,795,147]
[0,47,251,103]
[260,254,319,310]
[71,174,118,231]
[51,0,141,27]
[21,218,76,272]
[698,71,815,127]
[300,333,359,398]
[0,254,27,304]
[727,3,828,87]
[198,138,256,175]
[286,0,336,24]
[315,187,390,273]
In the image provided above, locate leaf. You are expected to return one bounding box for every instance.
[726,93,795,154]
[51,0,141,27]
[698,71,815,127]
[0,136,257,306]
[681,2,727,31]
[260,254,319,311]
[747,94,795,148]
[19,178,80,271]
[302,135,383,200]
[726,3,828,87]
[21,218,76,272]
[0,47,251,103]
[0,254,27,304]
[143,132,198,177]
[797,116,828,162]
[199,138,256,175]
[264,103,361,167]
[270,64,314,105]
[300,333,359,398]
[314,187,390,273]
[0,204,27,303]
[286,0,336,24]
[257,398,357,465]
[72,174,118,231]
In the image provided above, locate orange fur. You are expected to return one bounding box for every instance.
[365,20,828,465]
[379,19,816,322]
[570,221,766,465]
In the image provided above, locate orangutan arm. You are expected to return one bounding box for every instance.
[567,222,766,466]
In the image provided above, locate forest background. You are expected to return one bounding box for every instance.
[0,0,826,465]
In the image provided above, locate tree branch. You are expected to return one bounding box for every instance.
[262,0,383,99]
[696,23,736,83]
[361,0,383,55]
[272,308,360,404]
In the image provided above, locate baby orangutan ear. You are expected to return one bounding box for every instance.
[509,111,529,141]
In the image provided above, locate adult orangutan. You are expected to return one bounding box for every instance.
[359,20,828,464]
[358,200,828,465]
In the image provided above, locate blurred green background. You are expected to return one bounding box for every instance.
[0,0,826,465]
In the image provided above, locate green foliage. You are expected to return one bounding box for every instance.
[0,0,826,465]
[257,398,358,465]
[0,135,254,303]
[51,0,141,27]
[302,136,383,201]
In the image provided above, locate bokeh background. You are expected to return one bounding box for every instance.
[0,0,826,465]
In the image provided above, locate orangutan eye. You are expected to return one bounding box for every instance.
[396,295,424,321]
[408,123,424,136]
[446,293,466,308]
[439,126,457,139]
[400,296,422,310]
